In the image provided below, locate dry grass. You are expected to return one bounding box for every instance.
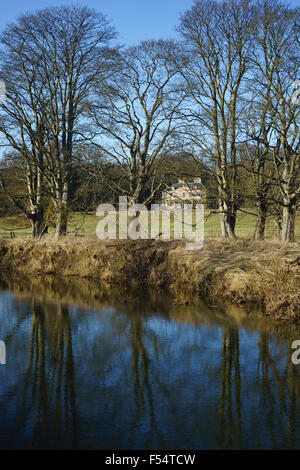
[0,236,299,320]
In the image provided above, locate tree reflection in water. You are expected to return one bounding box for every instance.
[20,300,78,449]
[218,327,241,449]
[1,277,300,449]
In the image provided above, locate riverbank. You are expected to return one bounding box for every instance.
[0,237,299,320]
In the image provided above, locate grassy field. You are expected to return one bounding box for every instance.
[0,209,299,240]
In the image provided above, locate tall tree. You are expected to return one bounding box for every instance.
[0,32,48,238]
[91,40,184,205]
[176,0,255,238]
[0,5,117,237]
[250,0,300,242]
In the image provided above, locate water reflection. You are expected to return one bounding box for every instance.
[2,298,77,449]
[0,276,300,449]
[218,328,242,449]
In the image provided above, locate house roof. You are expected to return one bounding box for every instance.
[169,181,206,191]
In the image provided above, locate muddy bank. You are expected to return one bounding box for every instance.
[0,237,299,320]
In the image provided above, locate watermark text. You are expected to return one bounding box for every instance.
[96,197,204,250]
[0,340,6,365]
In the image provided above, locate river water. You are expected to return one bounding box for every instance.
[0,276,300,450]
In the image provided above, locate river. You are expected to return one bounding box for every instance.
[0,276,299,450]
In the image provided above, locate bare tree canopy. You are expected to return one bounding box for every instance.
[0,5,118,237]
[90,40,185,205]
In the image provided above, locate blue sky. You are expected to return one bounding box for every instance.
[0,0,196,46]
[0,0,298,46]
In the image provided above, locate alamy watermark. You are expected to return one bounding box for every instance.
[0,80,5,104]
[290,47,300,105]
[292,80,300,105]
[0,340,6,365]
[96,196,204,250]
[291,340,300,365]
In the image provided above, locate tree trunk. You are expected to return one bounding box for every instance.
[282,199,297,242]
[55,203,68,239]
[219,201,236,239]
[274,218,281,239]
[27,161,45,240]
[30,209,46,239]
[54,178,69,239]
[129,166,146,206]
[254,201,267,240]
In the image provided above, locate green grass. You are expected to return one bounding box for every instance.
[0,209,299,240]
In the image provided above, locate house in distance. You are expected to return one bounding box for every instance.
[161,177,206,207]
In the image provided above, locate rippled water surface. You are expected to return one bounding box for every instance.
[0,277,300,450]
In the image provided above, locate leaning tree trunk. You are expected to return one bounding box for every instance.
[282,199,297,242]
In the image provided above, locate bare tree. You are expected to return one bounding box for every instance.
[0,5,117,237]
[240,53,277,240]
[90,40,184,205]
[175,0,255,238]
[0,39,48,238]
[251,0,300,242]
